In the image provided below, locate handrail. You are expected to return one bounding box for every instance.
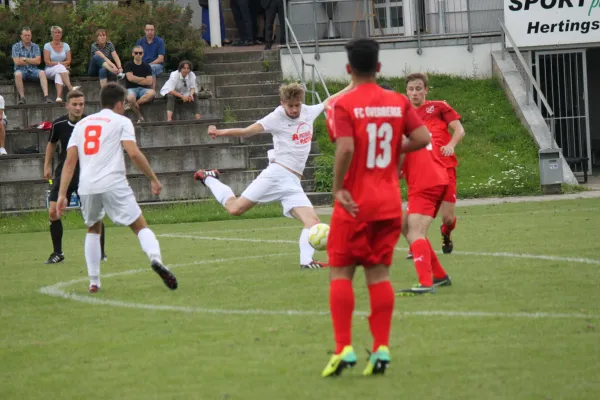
[498,19,557,149]
[498,20,553,116]
[283,1,331,105]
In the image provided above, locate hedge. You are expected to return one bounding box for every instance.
[0,0,204,79]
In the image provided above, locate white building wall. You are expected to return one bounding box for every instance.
[281,41,503,81]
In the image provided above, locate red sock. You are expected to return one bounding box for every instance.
[368,281,395,352]
[329,279,354,354]
[441,217,457,236]
[410,238,433,286]
[428,239,447,279]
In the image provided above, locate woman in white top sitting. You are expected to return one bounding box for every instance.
[43,26,79,102]
[160,60,211,122]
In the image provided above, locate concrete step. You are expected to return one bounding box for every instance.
[0,169,318,211]
[0,73,213,106]
[213,71,282,87]
[249,153,319,170]
[217,83,280,98]
[3,95,283,129]
[230,107,277,121]
[245,142,319,158]
[204,49,279,64]
[0,145,249,182]
[3,120,280,154]
[203,60,280,75]
[306,192,332,207]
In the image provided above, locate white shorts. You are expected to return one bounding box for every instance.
[80,185,142,227]
[241,163,312,218]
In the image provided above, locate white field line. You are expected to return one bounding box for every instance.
[159,233,600,266]
[39,250,600,320]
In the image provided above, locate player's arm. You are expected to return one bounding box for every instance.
[122,140,162,195]
[441,120,466,156]
[401,99,430,153]
[402,125,430,153]
[321,81,354,109]
[398,152,406,179]
[56,147,78,217]
[44,142,57,180]
[208,122,265,139]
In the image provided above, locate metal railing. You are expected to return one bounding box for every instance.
[286,0,503,57]
[283,2,331,104]
[498,20,556,143]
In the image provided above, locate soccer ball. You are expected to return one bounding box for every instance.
[308,223,330,251]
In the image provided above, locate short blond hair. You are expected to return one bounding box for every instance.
[279,83,305,102]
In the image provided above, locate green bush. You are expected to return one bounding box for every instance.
[0,0,204,79]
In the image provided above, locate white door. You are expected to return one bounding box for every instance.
[370,0,405,36]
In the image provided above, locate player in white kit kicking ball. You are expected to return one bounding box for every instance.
[194,82,353,270]
[56,83,178,293]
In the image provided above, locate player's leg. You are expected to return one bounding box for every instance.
[79,193,105,293]
[46,182,65,264]
[290,206,325,269]
[440,168,458,254]
[194,169,257,216]
[85,221,103,293]
[100,221,107,261]
[322,218,359,377]
[45,180,68,264]
[103,187,177,290]
[397,190,438,295]
[362,218,401,376]
[402,205,413,259]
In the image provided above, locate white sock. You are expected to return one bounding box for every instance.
[205,176,235,206]
[137,228,162,263]
[85,233,101,287]
[299,228,315,265]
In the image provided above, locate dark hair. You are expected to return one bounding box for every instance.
[406,73,429,88]
[379,83,394,91]
[178,60,193,71]
[21,26,31,34]
[145,23,155,28]
[344,38,379,77]
[67,89,84,102]
[100,83,126,109]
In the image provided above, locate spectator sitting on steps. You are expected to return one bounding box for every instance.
[88,29,124,88]
[135,23,165,90]
[160,60,212,122]
[124,45,156,123]
[43,26,80,103]
[12,27,52,104]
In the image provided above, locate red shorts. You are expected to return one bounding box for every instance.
[407,185,448,218]
[444,168,457,203]
[327,217,402,268]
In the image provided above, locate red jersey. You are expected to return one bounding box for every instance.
[326,83,424,222]
[402,139,449,196]
[415,100,461,168]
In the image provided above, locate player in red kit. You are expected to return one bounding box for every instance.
[377,84,453,295]
[321,38,431,378]
[405,73,465,254]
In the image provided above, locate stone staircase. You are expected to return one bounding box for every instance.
[0,49,330,211]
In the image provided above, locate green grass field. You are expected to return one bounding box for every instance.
[2,198,600,399]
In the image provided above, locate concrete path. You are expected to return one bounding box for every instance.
[315,189,600,215]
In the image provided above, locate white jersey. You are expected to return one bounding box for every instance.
[0,95,7,124]
[258,103,324,175]
[67,109,136,195]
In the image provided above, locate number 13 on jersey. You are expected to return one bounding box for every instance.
[84,125,102,155]
[366,122,393,169]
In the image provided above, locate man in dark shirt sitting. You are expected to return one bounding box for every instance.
[124,45,155,123]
